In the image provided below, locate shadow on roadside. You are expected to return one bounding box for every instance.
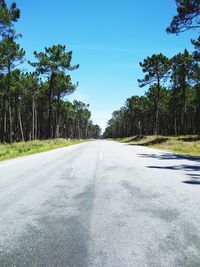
[137,152,200,185]
[126,137,168,146]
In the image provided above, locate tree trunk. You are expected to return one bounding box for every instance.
[154,79,161,136]
[48,72,55,139]
[181,84,186,135]
[7,67,12,143]
[8,101,12,143]
[18,107,24,142]
[55,92,61,138]
[32,96,35,140]
[4,97,7,142]
[196,84,200,138]
[173,88,177,135]
[35,106,37,140]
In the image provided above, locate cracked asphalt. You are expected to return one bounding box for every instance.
[0,140,200,266]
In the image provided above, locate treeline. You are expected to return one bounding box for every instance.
[104,0,200,138]
[0,0,101,143]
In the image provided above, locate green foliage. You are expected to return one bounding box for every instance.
[191,36,200,61]
[0,1,101,143]
[104,48,198,138]
[0,69,101,141]
[138,53,170,134]
[29,45,79,75]
[29,44,80,138]
[0,0,20,38]
[138,53,170,87]
[167,0,200,34]
[0,37,25,72]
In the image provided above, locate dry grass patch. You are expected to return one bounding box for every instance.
[116,135,200,157]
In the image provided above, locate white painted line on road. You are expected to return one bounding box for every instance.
[99,152,103,160]
[69,170,76,178]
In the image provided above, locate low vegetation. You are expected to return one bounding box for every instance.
[115,135,200,157]
[0,139,90,161]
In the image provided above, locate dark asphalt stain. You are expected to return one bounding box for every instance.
[106,165,136,173]
[0,181,96,267]
[141,207,180,223]
[157,222,200,267]
[0,215,89,267]
[121,180,160,199]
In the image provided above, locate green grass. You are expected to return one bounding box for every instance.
[0,139,91,161]
[115,135,200,157]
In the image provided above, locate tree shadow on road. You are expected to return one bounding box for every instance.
[138,152,200,162]
[138,152,200,185]
[183,180,200,185]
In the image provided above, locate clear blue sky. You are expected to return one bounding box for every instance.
[10,0,197,131]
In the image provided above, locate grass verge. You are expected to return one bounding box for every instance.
[115,135,200,157]
[0,139,90,161]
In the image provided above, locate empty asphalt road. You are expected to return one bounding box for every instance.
[0,140,200,267]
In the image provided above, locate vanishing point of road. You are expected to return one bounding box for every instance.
[0,140,200,267]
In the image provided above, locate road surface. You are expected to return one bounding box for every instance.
[0,140,200,267]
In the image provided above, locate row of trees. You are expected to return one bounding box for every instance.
[104,0,199,138]
[0,0,101,142]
